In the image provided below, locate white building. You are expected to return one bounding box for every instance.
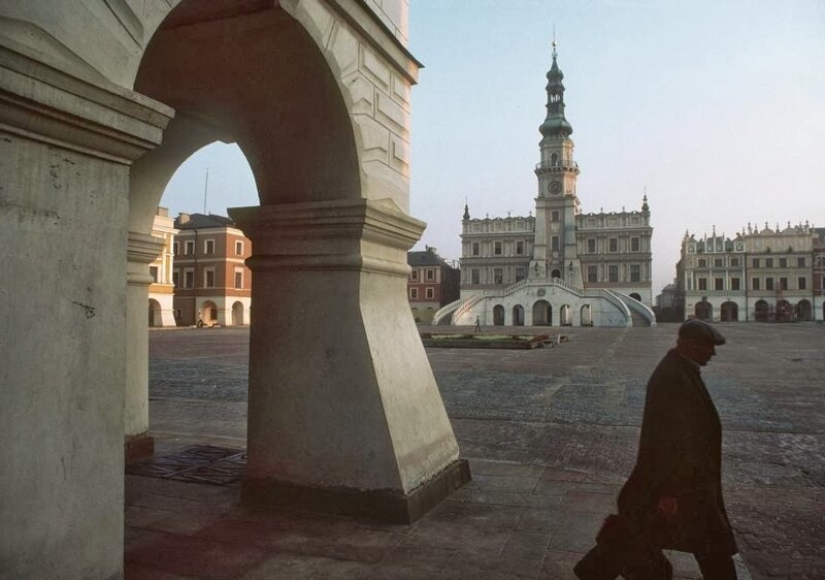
[437,44,655,328]
[148,207,178,327]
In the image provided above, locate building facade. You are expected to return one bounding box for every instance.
[172,213,252,327]
[682,223,822,322]
[440,45,654,328]
[408,247,460,323]
[148,207,179,327]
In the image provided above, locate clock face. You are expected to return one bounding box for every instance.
[548,181,562,195]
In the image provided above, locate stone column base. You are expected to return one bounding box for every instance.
[242,459,470,524]
[125,433,155,464]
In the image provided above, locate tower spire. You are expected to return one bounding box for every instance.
[539,37,572,138]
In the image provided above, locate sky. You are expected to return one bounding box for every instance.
[160,0,825,296]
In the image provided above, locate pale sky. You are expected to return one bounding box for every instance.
[160,1,825,295]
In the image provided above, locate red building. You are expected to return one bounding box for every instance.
[172,213,252,326]
[407,247,460,323]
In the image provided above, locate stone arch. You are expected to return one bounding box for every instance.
[199,300,219,326]
[629,292,641,301]
[533,300,552,326]
[148,299,162,327]
[493,305,505,326]
[232,301,245,326]
[720,301,738,322]
[695,300,712,321]
[560,304,572,326]
[512,305,525,326]
[580,304,592,326]
[551,269,562,279]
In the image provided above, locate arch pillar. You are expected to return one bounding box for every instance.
[230,199,469,523]
[125,232,165,462]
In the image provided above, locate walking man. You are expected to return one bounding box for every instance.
[575,319,738,579]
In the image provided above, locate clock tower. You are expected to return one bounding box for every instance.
[531,41,583,287]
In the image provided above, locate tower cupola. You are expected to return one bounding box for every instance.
[539,41,573,138]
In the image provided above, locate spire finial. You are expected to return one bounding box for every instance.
[552,26,557,59]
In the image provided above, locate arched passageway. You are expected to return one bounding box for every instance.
[148,299,161,327]
[551,269,561,279]
[581,304,592,326]
[795,300,812,321]
[695,300,712,321]
[630,293,641,301]
[232,301,245,326]
[560,304,572,326]
[776,300,792,322]
[513,305,525,326]
[721,301,738,322]
[0,3,466,577]
[533,300,552,326]
[493,305,505,326]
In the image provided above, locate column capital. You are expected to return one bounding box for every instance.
[230,198,425,277]
[126,231,164,286]
[0,43,174,164]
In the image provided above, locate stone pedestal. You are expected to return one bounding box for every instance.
[125,232,165,462]
[230,199,469,523]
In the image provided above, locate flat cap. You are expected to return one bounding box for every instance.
[678,319,726,345]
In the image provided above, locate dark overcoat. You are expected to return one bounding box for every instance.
[617,349,737,555]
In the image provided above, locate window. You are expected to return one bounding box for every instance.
[608,265,619,282]
[235,241,244,255]
[587,239,596,253]
[731,258,740,267]
[588,265,598,283]
[204,239,215,255]
[472,242,480,256]
[516,241,524,255]
[234,269,243,289]
[515,267,525,282]
[765,277,774,290]
[752,277,760,290]
[185,241,195,255]
[779,277,788,290]
[715,278,724,290]
[698,278,708,291]
[425,287,434,299]
[204,268,215,288]
[714,258,723,268]
[552,211,560,222]
[149,266,159,283]
[798,277,807,290]
[779,258,787,268]
[493,268,503,284]
[766,258,774,268]
[731,278,740,290]
[409,288,418,299]
[172,270,179,287]
[752,258,759,268]
[494,241,502,255]
[551,236,560,252]
[631,237,640,252]
[426,269,435,280]
[471,269,480,284]
[630,265,641,282]
[173,242,179,256]
[609,238,618,252]
[798,257,806,267]
[410,269,419,280]
[698,259,707,268]
[184,269,194,289]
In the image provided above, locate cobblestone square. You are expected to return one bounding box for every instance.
[140,323,825,579]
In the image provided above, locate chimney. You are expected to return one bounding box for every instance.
[178,212,191,224]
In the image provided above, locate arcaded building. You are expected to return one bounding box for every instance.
[682,222,822,322]
[442,46,654,328]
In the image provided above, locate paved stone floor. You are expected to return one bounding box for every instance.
[127,323,825,579]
